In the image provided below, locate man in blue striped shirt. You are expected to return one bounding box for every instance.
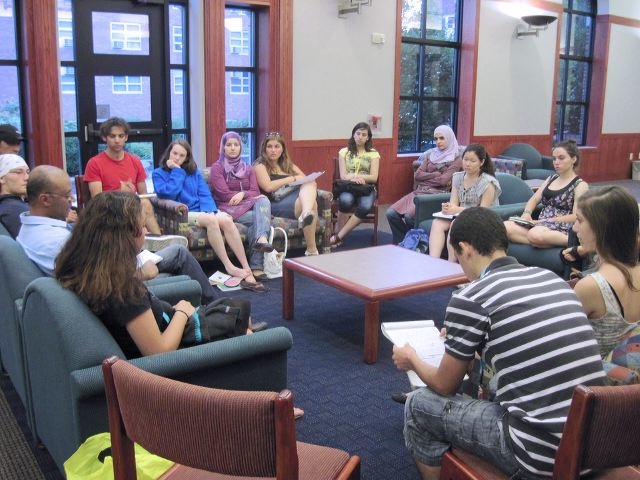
[393,207,605,479]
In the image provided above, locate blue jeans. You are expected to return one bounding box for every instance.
[156,245,217,304]
[338,190,376,219]
[404,388,542,479]
[386,207,414,244]
[235,197,272,269]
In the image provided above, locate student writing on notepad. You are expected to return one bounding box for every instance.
[428,144,500,261]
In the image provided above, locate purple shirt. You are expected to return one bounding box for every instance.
[209,161,263,219]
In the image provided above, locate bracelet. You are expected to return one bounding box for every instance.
[175,309,189,320]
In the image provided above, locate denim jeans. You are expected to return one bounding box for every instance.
[156,245,217,304]
[386,207,414,244]
[338,190,376,219]
[235,197,272,269]
[404,388,542,479]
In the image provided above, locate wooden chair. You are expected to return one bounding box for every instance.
[331,157,379,245]
[103,357,361,480]
[73,174,91,212]
[440,384,640,479]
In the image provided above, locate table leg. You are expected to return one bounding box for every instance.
[363,300,380,364]
[283,264,294,320]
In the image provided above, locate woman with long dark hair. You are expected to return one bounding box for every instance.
[428,143,500,261]
[330,122,380,246]
[572,186,640,357]
[54,191,266,359]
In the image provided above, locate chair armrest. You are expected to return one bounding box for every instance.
[69,326,294,400]
[151,197,189,235]
[414,193,450,224]
[147,279,202,306]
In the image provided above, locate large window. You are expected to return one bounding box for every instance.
[0,0,24,154]
[225,7,256,162]
[398,0,461,153]
[555,0,595,145]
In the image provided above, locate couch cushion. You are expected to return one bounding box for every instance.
[495,173,534,205]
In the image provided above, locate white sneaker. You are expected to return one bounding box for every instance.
[144,234,188,252]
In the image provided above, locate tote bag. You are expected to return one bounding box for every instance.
[264,226,287,279]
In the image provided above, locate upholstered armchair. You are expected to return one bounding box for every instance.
[21,276,293,472]
[499,143,555,180]
[152,169,334,260]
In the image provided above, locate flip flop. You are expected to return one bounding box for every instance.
[251,270,269,282]
[224,276,243,288]
[294,407,305,420]
[240,279,269,293]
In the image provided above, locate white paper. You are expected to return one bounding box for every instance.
[136,249,163,268]
[209,270,231,284]
[382,320,445,388]
[289,171,324,186]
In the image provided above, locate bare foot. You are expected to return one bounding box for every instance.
[244,274,257,283]
[225,265,246,278]
[294,407,304,420]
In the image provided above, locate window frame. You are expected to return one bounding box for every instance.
[224,6,257,161]
[109,21,142,51]
[398,0,463,154]
[554,0,595,145]
[111,75,143,94]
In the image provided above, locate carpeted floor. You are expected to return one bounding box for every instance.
[2,181,638,479]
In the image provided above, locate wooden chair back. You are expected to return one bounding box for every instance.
[74,175,91,212]
[102,357,360,480]
[440,384,640,480]
[331,157,379,245]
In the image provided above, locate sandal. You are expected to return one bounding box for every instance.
[240,280,269,293]
[251,270,269,282]
[223,276,243,288]
[329,234,343,248]
[294,407,305,420]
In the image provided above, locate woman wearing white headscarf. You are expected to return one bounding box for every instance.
[386,125,463,244]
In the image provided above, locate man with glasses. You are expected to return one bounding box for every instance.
[0,124,22,155]
[0,154,30,237]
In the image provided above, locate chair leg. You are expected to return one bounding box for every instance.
[372,206,379,246]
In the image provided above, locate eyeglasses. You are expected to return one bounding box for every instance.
[264,131,282,138]
[44,192,75,201]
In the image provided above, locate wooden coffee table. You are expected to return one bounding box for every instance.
[282,245,466,363]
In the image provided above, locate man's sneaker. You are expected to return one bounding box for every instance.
[144,234,188,252]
